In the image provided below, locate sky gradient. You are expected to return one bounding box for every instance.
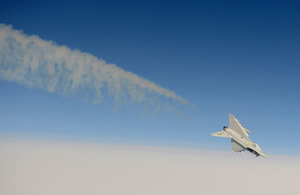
[1,0,300,155]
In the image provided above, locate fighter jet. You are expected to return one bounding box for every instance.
[211,114,268,157]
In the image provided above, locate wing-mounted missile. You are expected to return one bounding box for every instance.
[243,127,251,133]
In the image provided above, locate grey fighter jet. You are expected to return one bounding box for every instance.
[211,114,268,157]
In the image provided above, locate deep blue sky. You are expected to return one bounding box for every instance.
[1,0,300,155]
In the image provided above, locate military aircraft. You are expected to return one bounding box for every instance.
[211,114,268,157]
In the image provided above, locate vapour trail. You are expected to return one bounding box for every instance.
[0,24,189,111]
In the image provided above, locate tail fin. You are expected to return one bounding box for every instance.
[231,139,246,152]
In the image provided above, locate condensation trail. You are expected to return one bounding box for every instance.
[0,24,190,111]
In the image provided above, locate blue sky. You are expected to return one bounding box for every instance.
[1,0,300,155]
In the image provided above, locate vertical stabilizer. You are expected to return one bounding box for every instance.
[231,139,246,152]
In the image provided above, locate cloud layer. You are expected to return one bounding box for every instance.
[0,24,189,110]
[0,139,299,195]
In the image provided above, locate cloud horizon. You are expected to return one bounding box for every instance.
[1,139,299,195]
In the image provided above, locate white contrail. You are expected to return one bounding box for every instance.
[0,24,190,110]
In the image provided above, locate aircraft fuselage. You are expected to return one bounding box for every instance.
[224,127,260,157]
